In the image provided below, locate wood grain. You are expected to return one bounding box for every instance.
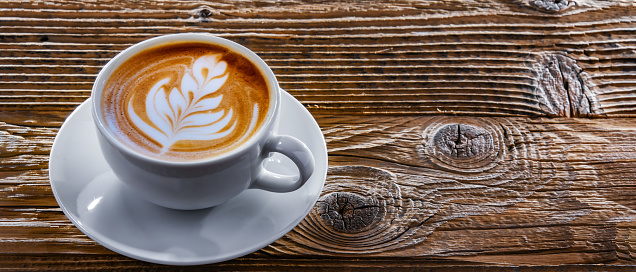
[0,0,633,118]
[3,116,636,267]
[269,116,636,265]
[0,0,634,270]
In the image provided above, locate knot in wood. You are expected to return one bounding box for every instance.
[198,8,213,18]
[317,192,380,234]
[433,123,493,160]
[534,53,592,117]
[530,0,572,13]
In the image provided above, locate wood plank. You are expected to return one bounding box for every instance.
[0,0,632,116]
[2,254,635,272]
[1,116,636,265]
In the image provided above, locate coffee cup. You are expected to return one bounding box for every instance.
[91,33,315,210]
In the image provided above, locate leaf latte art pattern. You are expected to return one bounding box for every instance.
[102,42,269,161]
[127,54,240,152]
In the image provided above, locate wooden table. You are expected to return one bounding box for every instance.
[1,0,635,270]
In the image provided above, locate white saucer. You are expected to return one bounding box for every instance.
[49,90,327,265]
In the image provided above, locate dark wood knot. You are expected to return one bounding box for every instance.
[317,192,380,233]
[422,118,501,173]
[198,8,213,18]
[196,6,215,19]
[530,0,573,13]
[294,166,428,253]
[533,53,594,117]
[433,123,493,160]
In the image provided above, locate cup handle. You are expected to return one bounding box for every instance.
[251,134,315,192]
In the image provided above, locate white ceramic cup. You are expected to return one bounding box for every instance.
[91,33,315,210]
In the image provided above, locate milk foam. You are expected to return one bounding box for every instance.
[125,54,249,153]
[102,42,270,161]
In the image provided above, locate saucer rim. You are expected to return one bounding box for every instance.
[49,90,327,265]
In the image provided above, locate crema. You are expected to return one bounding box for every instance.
[101,42,270,161]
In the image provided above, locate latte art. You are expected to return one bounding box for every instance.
[127,54,250,152]
[101,42,270,161]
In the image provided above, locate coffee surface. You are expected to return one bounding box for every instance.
[101,42,270,161]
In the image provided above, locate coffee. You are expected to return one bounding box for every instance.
[101,42,270,161]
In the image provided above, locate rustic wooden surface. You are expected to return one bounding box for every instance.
[0,0,635,270]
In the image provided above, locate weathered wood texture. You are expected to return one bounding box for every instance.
[0,0,635,270]
[276,117,636,264]
[0,0,634,120]
[4,116,636,270]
